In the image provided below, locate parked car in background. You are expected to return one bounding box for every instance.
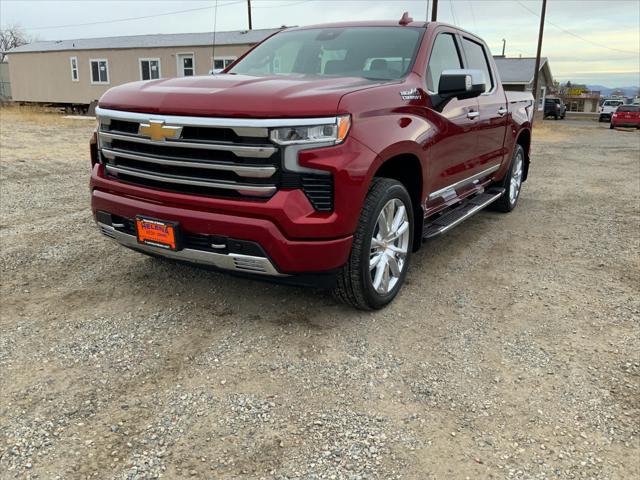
[610,105,640,129]
[543,98,566,120]
[91,17,534,309]
[598,99,625,122]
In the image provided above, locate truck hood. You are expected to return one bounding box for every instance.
[98,74,387,118]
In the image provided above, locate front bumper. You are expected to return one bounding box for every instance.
[91,188,353,275]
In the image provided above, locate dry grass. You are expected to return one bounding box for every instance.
[0,103,85,126]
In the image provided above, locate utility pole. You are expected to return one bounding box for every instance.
[431,0,438,21]
[531,0,547,123]
[247,0,253,30]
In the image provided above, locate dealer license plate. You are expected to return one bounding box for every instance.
[135,216,180,250]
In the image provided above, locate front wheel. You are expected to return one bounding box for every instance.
[333,178,413,310]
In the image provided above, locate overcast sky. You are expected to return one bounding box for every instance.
[2,0,639,87]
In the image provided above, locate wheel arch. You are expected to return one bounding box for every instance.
[372,153,424,252]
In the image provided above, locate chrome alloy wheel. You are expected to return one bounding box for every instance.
[369,198,410,294]
[509,149,524,205]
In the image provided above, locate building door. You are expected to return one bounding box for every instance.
[177,54,195,77]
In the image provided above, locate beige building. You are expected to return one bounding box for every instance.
[7,28,280,105]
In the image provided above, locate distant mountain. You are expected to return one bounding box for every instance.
[587,85,639,97]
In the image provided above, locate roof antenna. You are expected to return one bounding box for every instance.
[399,12,413,26]
[211,0,218,73]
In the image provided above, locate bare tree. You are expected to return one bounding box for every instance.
[0,25,31,63]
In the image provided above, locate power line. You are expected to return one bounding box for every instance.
[26,1,245,31]
[516,0,639,55]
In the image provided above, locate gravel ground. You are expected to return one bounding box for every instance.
[1,107,638,479]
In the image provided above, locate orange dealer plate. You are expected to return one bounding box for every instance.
[135,216,180,250]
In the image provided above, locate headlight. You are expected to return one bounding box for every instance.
[270,115,351,145]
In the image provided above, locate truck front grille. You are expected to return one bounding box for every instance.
[97,112,279,199]
[95,108,335,210]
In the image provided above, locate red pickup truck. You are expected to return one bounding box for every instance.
[91,17,534,309]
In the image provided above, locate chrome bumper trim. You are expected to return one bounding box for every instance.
[104,164,276,197]
[101,148,276,178]
[97,223,286,277]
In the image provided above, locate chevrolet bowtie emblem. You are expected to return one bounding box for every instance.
[138,120,182,141]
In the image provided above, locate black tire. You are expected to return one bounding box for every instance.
[554,114,559,120]
[610,123,614,129]
[490,144,525,213]
[333,178,413,310]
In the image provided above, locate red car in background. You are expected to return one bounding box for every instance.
[610,105,640,129]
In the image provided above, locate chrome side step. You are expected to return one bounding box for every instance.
[423,188,505,239]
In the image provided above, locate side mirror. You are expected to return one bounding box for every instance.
[433,69,486,109]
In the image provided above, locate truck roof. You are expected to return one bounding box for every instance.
[286,21,481,41]
[288,20,429,30]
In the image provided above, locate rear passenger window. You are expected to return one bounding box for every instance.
[462,38,494,92]
[426,33,462,93]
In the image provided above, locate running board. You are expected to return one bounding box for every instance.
[423,188,505,239]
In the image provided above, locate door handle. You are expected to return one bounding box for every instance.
[497,107,507,116]
[467,111,480,119]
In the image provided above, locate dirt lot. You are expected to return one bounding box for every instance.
[1,107,638,480]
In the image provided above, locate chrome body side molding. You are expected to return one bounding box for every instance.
[428,164,501,201]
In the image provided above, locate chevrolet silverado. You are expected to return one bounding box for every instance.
[91,16,534,309]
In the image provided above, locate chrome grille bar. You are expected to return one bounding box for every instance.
[105,165,277,197]
[101,148,276,179]
[99,131,276,158]
[95,107,337,130]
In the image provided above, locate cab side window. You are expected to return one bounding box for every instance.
[426,33,462,93]
[461,38,494,92]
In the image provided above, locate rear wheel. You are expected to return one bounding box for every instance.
[490,144,524,213]
[610,123,615,129]
[333,178,413,310]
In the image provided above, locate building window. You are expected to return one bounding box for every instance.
[212,57,236,71]
[140,58,161,80]
[177,53,194,76]
[90,59,109,84]
[70,56,79,82]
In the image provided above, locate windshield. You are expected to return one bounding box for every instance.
[604,101,623,106]
[228,27,423,80]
